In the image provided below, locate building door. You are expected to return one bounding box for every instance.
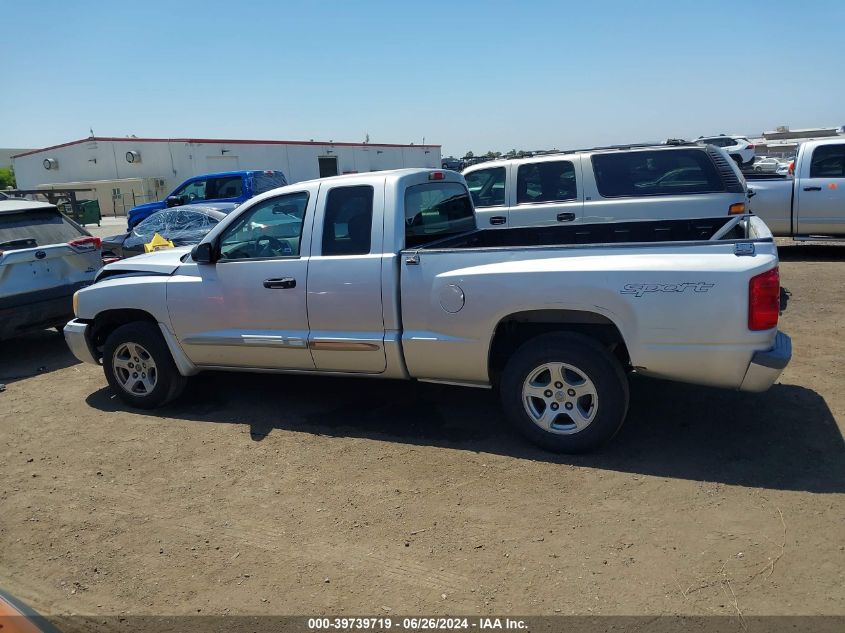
[318,156,338,177]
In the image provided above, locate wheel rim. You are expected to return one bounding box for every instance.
[112,342,158,397]
[522,362,598,435]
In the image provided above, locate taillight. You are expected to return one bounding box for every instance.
[729,203,746,215]
[747,144,755,150]
[749,267,780,330]
[429,171,446,180]
[68,236,102,251]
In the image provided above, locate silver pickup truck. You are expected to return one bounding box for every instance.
[748,138,845,238]
[65,168,791,452]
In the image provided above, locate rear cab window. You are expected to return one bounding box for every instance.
[321,186,374,256]
[0,208,85,251]
[809,143,845,178]
[464,167,506,207]
[591,149,725,198]
[404,182,475,248]
[251,171,288,194]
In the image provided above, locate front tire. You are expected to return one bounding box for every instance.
[500,333,629,453]
[103,322,187,409]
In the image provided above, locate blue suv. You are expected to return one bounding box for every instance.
[127,170,287,229]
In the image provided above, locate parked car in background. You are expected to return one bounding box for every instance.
[753,157,784,173]
[746,138,845,238]
[441,157,465,171]
[695,135,755,168]
[461,143,748,229]
[65,169,790,453]
[102,203,237,260]
[0,199,101,339]
[126,170,287,229]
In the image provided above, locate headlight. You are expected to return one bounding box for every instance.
[72,291,80,317]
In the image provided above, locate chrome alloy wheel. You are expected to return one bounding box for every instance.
[522,362,598,434]
[112,342,158,397]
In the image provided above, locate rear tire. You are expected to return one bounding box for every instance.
[103,322,187,409]
[500,333,629,453]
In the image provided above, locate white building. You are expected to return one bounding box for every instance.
[12,136,441,216]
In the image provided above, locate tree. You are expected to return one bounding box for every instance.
[0,166,15,190]
[463,151,474,160]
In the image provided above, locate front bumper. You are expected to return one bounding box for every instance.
[739,331,792,392]
[63,319,99,365]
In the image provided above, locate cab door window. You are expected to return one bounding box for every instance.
[321,186,374,256]
[218,192,309,260]
[464,167,506,207]
[205,176,244,199]
[809,144,845,178]
[173,179,206,202]
[516,161,577,204]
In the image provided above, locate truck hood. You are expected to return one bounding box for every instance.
[96,246,192,278]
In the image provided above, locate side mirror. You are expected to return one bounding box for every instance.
[191,242,215,264]
[165,195,183,208]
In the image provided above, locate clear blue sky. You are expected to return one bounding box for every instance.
[3,0,843,157]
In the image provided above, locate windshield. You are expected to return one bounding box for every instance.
[125,208,219,249]
[251,171,288,194]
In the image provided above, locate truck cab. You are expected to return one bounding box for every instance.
[746,138,845,237]
[126,170,287,229]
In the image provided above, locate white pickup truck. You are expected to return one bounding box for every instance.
[64,168,791,452]
[747,138,845,238]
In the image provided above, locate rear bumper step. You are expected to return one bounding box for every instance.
[739,331,792,392]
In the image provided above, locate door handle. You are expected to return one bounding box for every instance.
[489,216,507,225]
[263,277,296,289]
[556,212,576,222]
[803,186,822,191]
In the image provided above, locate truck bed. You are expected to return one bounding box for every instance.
[419,216,745,251]
[399,213,777,390]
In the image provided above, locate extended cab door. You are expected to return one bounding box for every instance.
[795,141,845,235]
[507,157,584,227]
[464,164,510,228]
[167,186,318,369]
[306,180,387,372]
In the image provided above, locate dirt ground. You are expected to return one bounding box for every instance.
[1,242,843,621]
